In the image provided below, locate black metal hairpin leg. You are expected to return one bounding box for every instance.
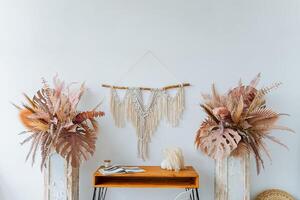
[103,188,108,199]
[185,188,200,200]
[92,188,97,200]
[195,188,200,200]
[92,187,107,200]
[186,188,193,200]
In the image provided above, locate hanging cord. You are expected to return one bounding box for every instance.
[146,50,181,84]
[105,50,190,90]
[113,51,151,85]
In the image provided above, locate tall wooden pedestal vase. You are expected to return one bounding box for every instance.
[215,153,250,200]
[44,154,79,200]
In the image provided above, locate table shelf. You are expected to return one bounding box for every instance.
[93,166,199,189]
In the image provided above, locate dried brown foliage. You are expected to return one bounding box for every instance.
[195,73,293,174]
[16,76,105,169]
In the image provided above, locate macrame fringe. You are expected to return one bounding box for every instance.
[110,86,185,160]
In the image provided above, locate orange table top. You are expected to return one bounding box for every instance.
[93,166,199,189]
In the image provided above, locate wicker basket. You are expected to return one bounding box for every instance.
[255,189,294,200]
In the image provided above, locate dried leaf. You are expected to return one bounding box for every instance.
[73,111,105,124]
[249,73,261,88]
[40,132,53,169]
[19,109,35,131]
[247,108,280,129]
[200,104,219,124]
[211,84,221,105]
[231,142,250,157]
[196,74,291,174]
[269,125,295,133]
[16,76,104,170]
[247,82,281,113]
[264,134,288,149]
[56,130,97,168]
[195,119,218,147]
[23,93,37,108]
[197,128,241,160]
[243,132,265,174]
[232,96,244,124]
[68,83,85,109]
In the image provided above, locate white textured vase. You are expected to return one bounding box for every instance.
[215,153,250,200]
[44,154,79,200]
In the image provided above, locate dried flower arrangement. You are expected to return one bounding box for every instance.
[195,73,293,174]
[15,76,104,169]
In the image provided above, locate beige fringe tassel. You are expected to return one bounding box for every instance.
[110,85,185,160]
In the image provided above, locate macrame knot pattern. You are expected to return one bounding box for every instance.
[110,85,185,160]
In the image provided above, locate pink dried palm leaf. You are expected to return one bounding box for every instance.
[195,119,218,144]
[32,89,53,116]
[56,127,97,168]
[196,127,241,160]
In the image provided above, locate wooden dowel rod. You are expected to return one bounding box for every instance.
[162,83,191,90]
[101,83,191,91]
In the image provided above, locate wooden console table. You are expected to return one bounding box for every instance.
[92,166,200,200]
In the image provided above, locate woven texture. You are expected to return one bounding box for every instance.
[110,86,185,160]
[255,189,294,200]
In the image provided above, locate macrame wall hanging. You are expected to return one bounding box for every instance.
[102,51,191,160]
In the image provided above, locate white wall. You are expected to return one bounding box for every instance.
[0,0,299,199]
